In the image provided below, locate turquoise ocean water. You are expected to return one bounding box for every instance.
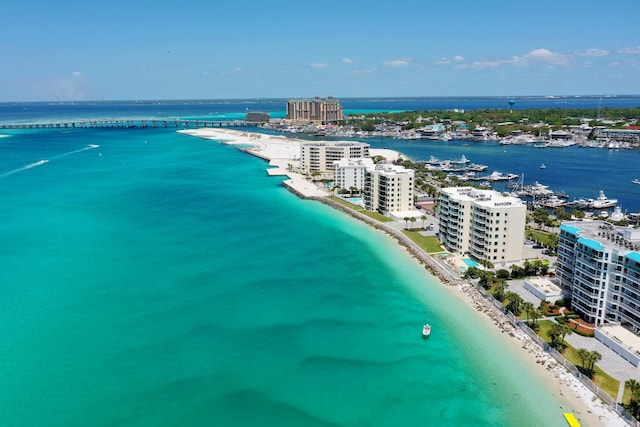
[3,98,636,426]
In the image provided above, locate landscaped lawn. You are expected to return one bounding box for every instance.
[328,196,393,222]
[402,231,445,254]
[536,320,619,398]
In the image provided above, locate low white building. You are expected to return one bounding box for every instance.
[333,158,374,192]
[524,277,563,303]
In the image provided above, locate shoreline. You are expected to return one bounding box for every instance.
[181,127,630,427]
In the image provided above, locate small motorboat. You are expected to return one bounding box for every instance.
[422,324,431,338]
[540,163,546,169]
[632,178,640,185]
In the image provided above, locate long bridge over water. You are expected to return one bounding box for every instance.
[0,119,256,130]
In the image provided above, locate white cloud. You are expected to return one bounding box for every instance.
[455,59,501,70]
[434,57,451,65]
[618,46,640,54]
[575,48,609,57]
[515,48,569,66]
[342,58,353,64]
[349,68,377,75]
[454,55,464,61]
[384,58,411,67]
[310,63,328,68]
[233,67,243,72]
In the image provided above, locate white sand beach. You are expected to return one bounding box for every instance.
[181,127,630,427]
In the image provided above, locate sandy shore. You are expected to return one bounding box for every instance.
[181,127,630,427]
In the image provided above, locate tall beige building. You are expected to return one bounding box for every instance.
[300,141,369,175]
[364,164,415,214]
[438,187,526,264]
[286,97,343,123]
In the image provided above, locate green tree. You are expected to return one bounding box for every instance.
[505,291,523,315]
[510,264,524,279]
[546,322,572,349]
[496,269,510,280]
[530,308,542,327]
[420,215,427,229]
[547,234,559,252]
[586,351,602,375]
[493,281,508,301]
[521,301,534,326]
[409,217,417,230]
[625,379,640,418]
[577,348,590,372]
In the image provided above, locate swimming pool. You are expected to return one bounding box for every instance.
[463,258,480,268]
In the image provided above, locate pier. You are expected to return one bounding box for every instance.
[0,119,252,130]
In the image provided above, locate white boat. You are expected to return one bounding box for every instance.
[540,163,546,169]
[422,324,431,338]
[451,154,469,164]
[632,179,640,185]
[540,195,566,208]
[589,190,617,209]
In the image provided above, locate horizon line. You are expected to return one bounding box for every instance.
[2,94,640,104]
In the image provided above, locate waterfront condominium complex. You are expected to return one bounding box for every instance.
[363,164,414,215]
[300,141,369,175]
[286,97,343,124]
[333,158,374,192]
[438,187,526,264]
[556,221,640,329]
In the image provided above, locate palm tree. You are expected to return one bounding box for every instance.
[559,323,573,346]
[420,215,427,229]
[530,308,542,327]
[404,217,410,229]
[586,351,602,375]
[521,301,534,326]
[505,291,523,315]
[626,379,640,399]
[577,348,590,372]
[547,323,567,348]
[625,379,640,417]
[409,217,417,230]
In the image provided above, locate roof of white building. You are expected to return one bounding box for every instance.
[441,187,524,208]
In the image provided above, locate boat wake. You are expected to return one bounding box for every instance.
[0,160,50,179]
[49,144,100,160]
[0,144,100,179]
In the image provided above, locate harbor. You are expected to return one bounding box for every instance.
[414,151,635,220]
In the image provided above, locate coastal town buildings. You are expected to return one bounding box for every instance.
[363,164,415,215]
[286,97,343,124]
[333,158,374,192]
[556,222,640,328]
[438,187,526,264]
[299,141,369,175]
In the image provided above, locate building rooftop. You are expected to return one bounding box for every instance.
[561,221,640,254]
[441,187,524,208]
[599,324,640,355]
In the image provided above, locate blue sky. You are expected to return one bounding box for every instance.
[2,0,639,101]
